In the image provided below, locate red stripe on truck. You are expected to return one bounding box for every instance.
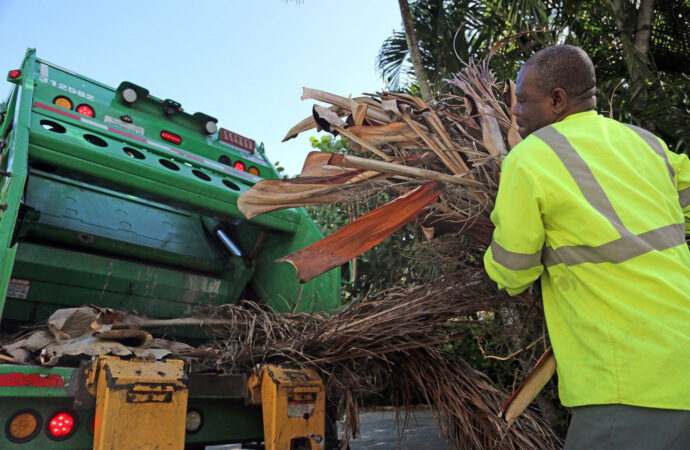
[34,102,81,120]
[0,373,65,388]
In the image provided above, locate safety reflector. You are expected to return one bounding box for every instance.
[234,161,246,172]
[53,96,73,110]
[161,130,182,145]
[6,410,40,443]
[76,104,95,118]
[8,69,21,79]
[47,411,76,440]
[248,166,260,176]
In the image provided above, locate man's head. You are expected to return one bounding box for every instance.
[512,45,596,138]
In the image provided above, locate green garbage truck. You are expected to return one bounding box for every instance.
[0,48,340,449]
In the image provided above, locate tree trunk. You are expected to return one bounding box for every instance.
[609,0,656,114]
[634,0,656,57]
[397,0,434,102]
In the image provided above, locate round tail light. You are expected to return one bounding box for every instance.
[53,96,73,110]
[233,161,246,172]
[122,88,138,103]
[46,411,77,441]
[8,69,22,79]
[76,104,95,118]
[204,120,217,135]
[5,410,41,443]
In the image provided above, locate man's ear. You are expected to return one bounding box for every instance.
[550,87,568,114]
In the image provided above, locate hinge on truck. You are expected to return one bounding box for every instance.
[85,356,188,449]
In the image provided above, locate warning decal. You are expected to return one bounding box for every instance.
[7,278,31,299]
[287,393,317,418]
[287,401,316,418]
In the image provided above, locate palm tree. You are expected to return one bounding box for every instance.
[378,0,690,152]
[397,0,434,101]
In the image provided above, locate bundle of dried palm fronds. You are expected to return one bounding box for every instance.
[231,56,559,448]
[239,59,519,284]
[201,269,557,449]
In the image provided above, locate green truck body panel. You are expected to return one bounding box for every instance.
[0,49,340,447]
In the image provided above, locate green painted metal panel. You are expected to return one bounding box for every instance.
[23,170,226,272]
[27,113,301,233]
[3,242,237,325]
[184,399,264,445]
[0,50,35,320]
[252,215,341,314]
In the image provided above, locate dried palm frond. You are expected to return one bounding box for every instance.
[242,59,517,256]
[230,55,559,448]
[200,269,558,449]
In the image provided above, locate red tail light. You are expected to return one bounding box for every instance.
[161,130,182,145]
[76,104,95,118]
[233,161,246,172]
[47,411,77,440]
[9,69,22,79]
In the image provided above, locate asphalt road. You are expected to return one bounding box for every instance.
[346,408,449,450]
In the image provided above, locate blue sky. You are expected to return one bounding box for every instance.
[0,0,401,175]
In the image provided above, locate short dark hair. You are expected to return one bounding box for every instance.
[525,45,596,97]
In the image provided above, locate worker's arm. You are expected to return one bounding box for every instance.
[667,149,690,235]
[484,153,546,295]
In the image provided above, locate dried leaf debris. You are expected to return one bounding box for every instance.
[1,306,212,366]
[233,56,558,448]
[200,271,558,449]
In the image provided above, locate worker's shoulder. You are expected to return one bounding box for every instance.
[502,133,553,169]
[556,112,668,148]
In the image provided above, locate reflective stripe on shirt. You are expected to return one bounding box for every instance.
[623,124,676,183]
[534,127,631,237]
[490,239,542,271]
[680,187,690,208]
[543,222,686,267]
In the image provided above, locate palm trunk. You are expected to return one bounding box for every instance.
[633,0,656,57]
[609,0,656,114]
[398,0,434,102]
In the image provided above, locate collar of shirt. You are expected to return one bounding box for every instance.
[561,110,598,123]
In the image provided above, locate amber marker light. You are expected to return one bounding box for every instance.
[5,410,41,443]
[248,166,260,176]
[53,96,73,110]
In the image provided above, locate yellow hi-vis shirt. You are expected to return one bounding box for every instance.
[484,111,690,410]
